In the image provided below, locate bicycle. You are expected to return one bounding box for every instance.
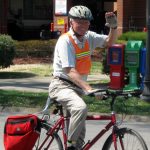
[33,89,148,150]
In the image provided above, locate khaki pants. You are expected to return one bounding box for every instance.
[49,78,87,148]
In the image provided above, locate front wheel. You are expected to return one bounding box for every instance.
[102,127,148,150]
[33,121,63,150]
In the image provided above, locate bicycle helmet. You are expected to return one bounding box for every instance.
[69,5,93,21]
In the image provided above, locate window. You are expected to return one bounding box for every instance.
[23,0,53,20]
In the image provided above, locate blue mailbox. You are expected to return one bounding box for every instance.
[140,48,146,90]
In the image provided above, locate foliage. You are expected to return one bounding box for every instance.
[15,39,57,58]
[118,31,147,45]
[101,51,109,74]
[116,40,127,45]
[0,34,16,68]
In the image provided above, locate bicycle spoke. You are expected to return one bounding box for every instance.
[33,123,63,150]
[103,128,148,150]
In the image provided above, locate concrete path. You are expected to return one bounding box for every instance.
[0,74,109,92]
[0,112,150,150]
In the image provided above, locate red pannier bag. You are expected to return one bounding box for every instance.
[4,114,41,150]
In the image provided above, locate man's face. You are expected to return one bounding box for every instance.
[71,19,90,36]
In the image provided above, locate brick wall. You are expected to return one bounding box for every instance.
[117,0,123,35]
[117,0,146,36]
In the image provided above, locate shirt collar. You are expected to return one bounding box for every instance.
[68,28,87,44]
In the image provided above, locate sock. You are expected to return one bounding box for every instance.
[67,140,76,147]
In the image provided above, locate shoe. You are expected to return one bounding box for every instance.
[67,146,76,150]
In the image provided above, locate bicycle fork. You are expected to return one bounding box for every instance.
[112,126,125,150]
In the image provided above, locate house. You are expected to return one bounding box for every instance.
[0,0,53,39]
[0,0,146,40]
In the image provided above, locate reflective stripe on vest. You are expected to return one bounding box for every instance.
[67,33,91,75]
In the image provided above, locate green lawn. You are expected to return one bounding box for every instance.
[0,62,150,116]
[0,89,150,116]
[0,61,103,78]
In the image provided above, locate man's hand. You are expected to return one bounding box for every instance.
[84,88,101,95]
[84,89,105,100]
[105,12,117,29]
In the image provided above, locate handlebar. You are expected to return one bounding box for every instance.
[87,88,141,98]
[41,89,142,114]
[86,88,142,111]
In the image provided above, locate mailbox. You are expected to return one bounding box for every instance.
[107,44,125,89]
[124,40,144,91]
[140,47,146,90]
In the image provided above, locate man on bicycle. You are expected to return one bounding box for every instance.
[49,5,117,150]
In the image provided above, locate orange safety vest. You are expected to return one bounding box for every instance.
[67,33,91,75]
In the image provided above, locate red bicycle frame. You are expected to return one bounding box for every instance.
[38,112,118,150]
[83,113,117,150]
[38,114,68,150]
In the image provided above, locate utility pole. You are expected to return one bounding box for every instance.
[141,0,150,102]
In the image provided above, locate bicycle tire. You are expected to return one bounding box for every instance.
[33,121,64,150]
[102,127,148,150]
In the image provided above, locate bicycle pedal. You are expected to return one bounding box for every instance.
[67,146,76,150]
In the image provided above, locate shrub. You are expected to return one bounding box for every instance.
[15,39,57,58]
[101,50,110,74]
[116,40,127,45]
[118,31,146,45]
[0,34,16,68]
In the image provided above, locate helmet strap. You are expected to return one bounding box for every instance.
[72,27,84,38]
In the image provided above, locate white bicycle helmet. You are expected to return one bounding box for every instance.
[69,5,93,21]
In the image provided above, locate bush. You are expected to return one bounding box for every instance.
[118,31,146,45]
[15,39,57,58]
[101,50,110,74]
[0,34,16,68]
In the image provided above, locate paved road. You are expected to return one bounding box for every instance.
[0,75,150,149]
[0,112,150,150]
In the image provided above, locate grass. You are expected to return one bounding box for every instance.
[0,61,104,78]
[0,89,150,116]
[0,90,47,108]
[0,62,150,116]
[0,64,53,78]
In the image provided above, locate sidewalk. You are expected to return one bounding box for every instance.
[0,74,109,92]
[1,75,150,122]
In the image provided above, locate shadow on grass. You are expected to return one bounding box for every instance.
[0,72,37,79]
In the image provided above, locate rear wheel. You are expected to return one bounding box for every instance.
[33,122,63,150]
[102,128,148,150]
